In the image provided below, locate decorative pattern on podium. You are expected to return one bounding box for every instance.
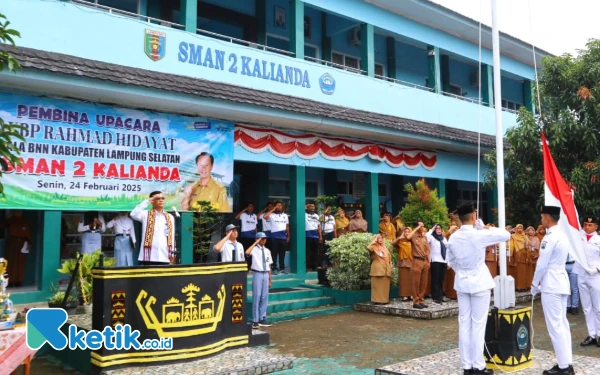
[91,263,250,371]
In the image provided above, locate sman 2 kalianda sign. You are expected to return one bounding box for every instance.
[0,93,234,212]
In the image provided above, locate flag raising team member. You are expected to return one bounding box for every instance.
[447,203,510,375]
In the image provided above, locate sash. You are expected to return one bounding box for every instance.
[143,209,174,261]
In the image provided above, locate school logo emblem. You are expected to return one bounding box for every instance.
[517,324,529,350]
[588,217,593,222]
[319,73,336,95]
[144,29,166,61]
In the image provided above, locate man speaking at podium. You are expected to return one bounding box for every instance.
[447,203,510,375]
[131,191,176,265]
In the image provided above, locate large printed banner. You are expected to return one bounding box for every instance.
[0,93,234,212]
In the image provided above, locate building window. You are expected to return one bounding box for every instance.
[268,179,319,211]
[332,52,385,76]
[265,35,319,59]
[457,190,489,222]
[502,99,522,111]
[375,63,385,78]
[378,184,387,197]
[337,181,353,195]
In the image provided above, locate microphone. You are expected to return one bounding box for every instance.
[172,206,181,218]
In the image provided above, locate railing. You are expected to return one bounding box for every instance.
[375,75,434,92]
[71,0,185,29]
[304,56,366,75]
[195,29,294,56]
[442,91,489,105]
[501,107,519,114]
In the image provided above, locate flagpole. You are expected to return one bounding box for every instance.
[491,0,513,309]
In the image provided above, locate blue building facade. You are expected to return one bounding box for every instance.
[0,0,547,303]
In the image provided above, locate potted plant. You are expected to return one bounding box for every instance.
[47,290,78,315]
[57,250,116,313]
[191,201,220,263]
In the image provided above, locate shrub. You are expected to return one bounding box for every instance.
[326,232,398,290]
[398,178,449,229]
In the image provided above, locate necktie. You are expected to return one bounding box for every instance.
[261,246,266,271]
[232,244,237,262]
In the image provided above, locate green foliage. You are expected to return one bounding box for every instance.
[398,178,449,229]
[484,39,600,224]
[0,13,25,195]
[48,291,78,305]
[191,201,220,259]
[57,250,116,305]
[326,232,398,291]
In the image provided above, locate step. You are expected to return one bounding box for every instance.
[266,304,353,323]
[248,278,302,289]
[265,296,335,314]
[247,287,324,303]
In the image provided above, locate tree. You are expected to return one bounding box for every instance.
[398,178,449,229]
[0,13,25,194]
[484,39,600,225]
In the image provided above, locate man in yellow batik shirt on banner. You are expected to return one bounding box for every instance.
[181,152,231,212]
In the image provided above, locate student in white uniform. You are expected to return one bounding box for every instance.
[263,201,289,274]
[447,202,510,375]
[130,191,175,265]
[235,203,258,269]
[77,211,106,254]
[320,206,336,267]
[531,205,575,375]
[106,212,136,267]
[214,224,245,263]
[426,223,448,305]
[574,215,600,347]
[245,232,273,329]
[305,202,321,271]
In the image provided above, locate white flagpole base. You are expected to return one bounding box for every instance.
[493,275,515,309]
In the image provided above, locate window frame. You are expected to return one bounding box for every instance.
[265,33,320,59]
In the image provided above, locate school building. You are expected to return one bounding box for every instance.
[0,0,549,303]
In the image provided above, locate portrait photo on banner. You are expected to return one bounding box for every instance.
[0,92,234,213]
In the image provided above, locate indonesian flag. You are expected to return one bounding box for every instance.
[542,131,591,271]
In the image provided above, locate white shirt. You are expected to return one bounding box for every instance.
[426,229,448,264]
[268,212,289,239]
[260,213,272,232]
[532,225,571,295]
[130,200,175,263]
[305,212,320,238]
[249,245,273,272]
[574,231,600,278]
[239,212,257,234]
[322,215,335,234]
[107,215,137,245]
[447,225,511,294]
[221,240,245,263]
[77,214,106,254]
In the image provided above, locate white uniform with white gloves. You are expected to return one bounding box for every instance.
[531,225,573,369]
[573,229,600,342]
[447,218,510,372]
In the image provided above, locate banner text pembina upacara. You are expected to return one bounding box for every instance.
[0,93,234,212]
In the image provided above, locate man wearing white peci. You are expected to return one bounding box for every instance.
[447,202,510,375]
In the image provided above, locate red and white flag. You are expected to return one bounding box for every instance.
[542,131,590,271]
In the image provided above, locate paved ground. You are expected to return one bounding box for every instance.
[20,301,600,375]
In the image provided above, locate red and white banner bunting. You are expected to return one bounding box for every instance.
[234,125,437,170]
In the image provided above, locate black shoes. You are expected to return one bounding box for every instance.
[571,307,579,315]
[413,304,423,309]
[581,336,597,346]
[543,364,575,375]
[471,368,493,374]
[567,307,572,314]
[252,322,259,329]
[434,299,443,305]
[464,370,472,375]
[258,319,272,327]
[420,303,429,308]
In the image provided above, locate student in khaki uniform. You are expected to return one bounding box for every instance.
[181,152,231,212]
[379,212,397,241]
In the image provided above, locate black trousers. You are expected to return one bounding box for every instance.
[306,237,319,270]
[140,261,169,266]
[270,238,287,270]
[239,237,255,269]
[431,261,447,302]
[322,232,335,267]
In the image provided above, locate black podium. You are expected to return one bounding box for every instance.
[90,262,251,373]
[484,306,534,371]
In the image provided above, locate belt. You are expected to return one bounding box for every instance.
[414,256,426,261]
[116,234,130,237]
[251,269,269,273]
[566,261,575,264]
